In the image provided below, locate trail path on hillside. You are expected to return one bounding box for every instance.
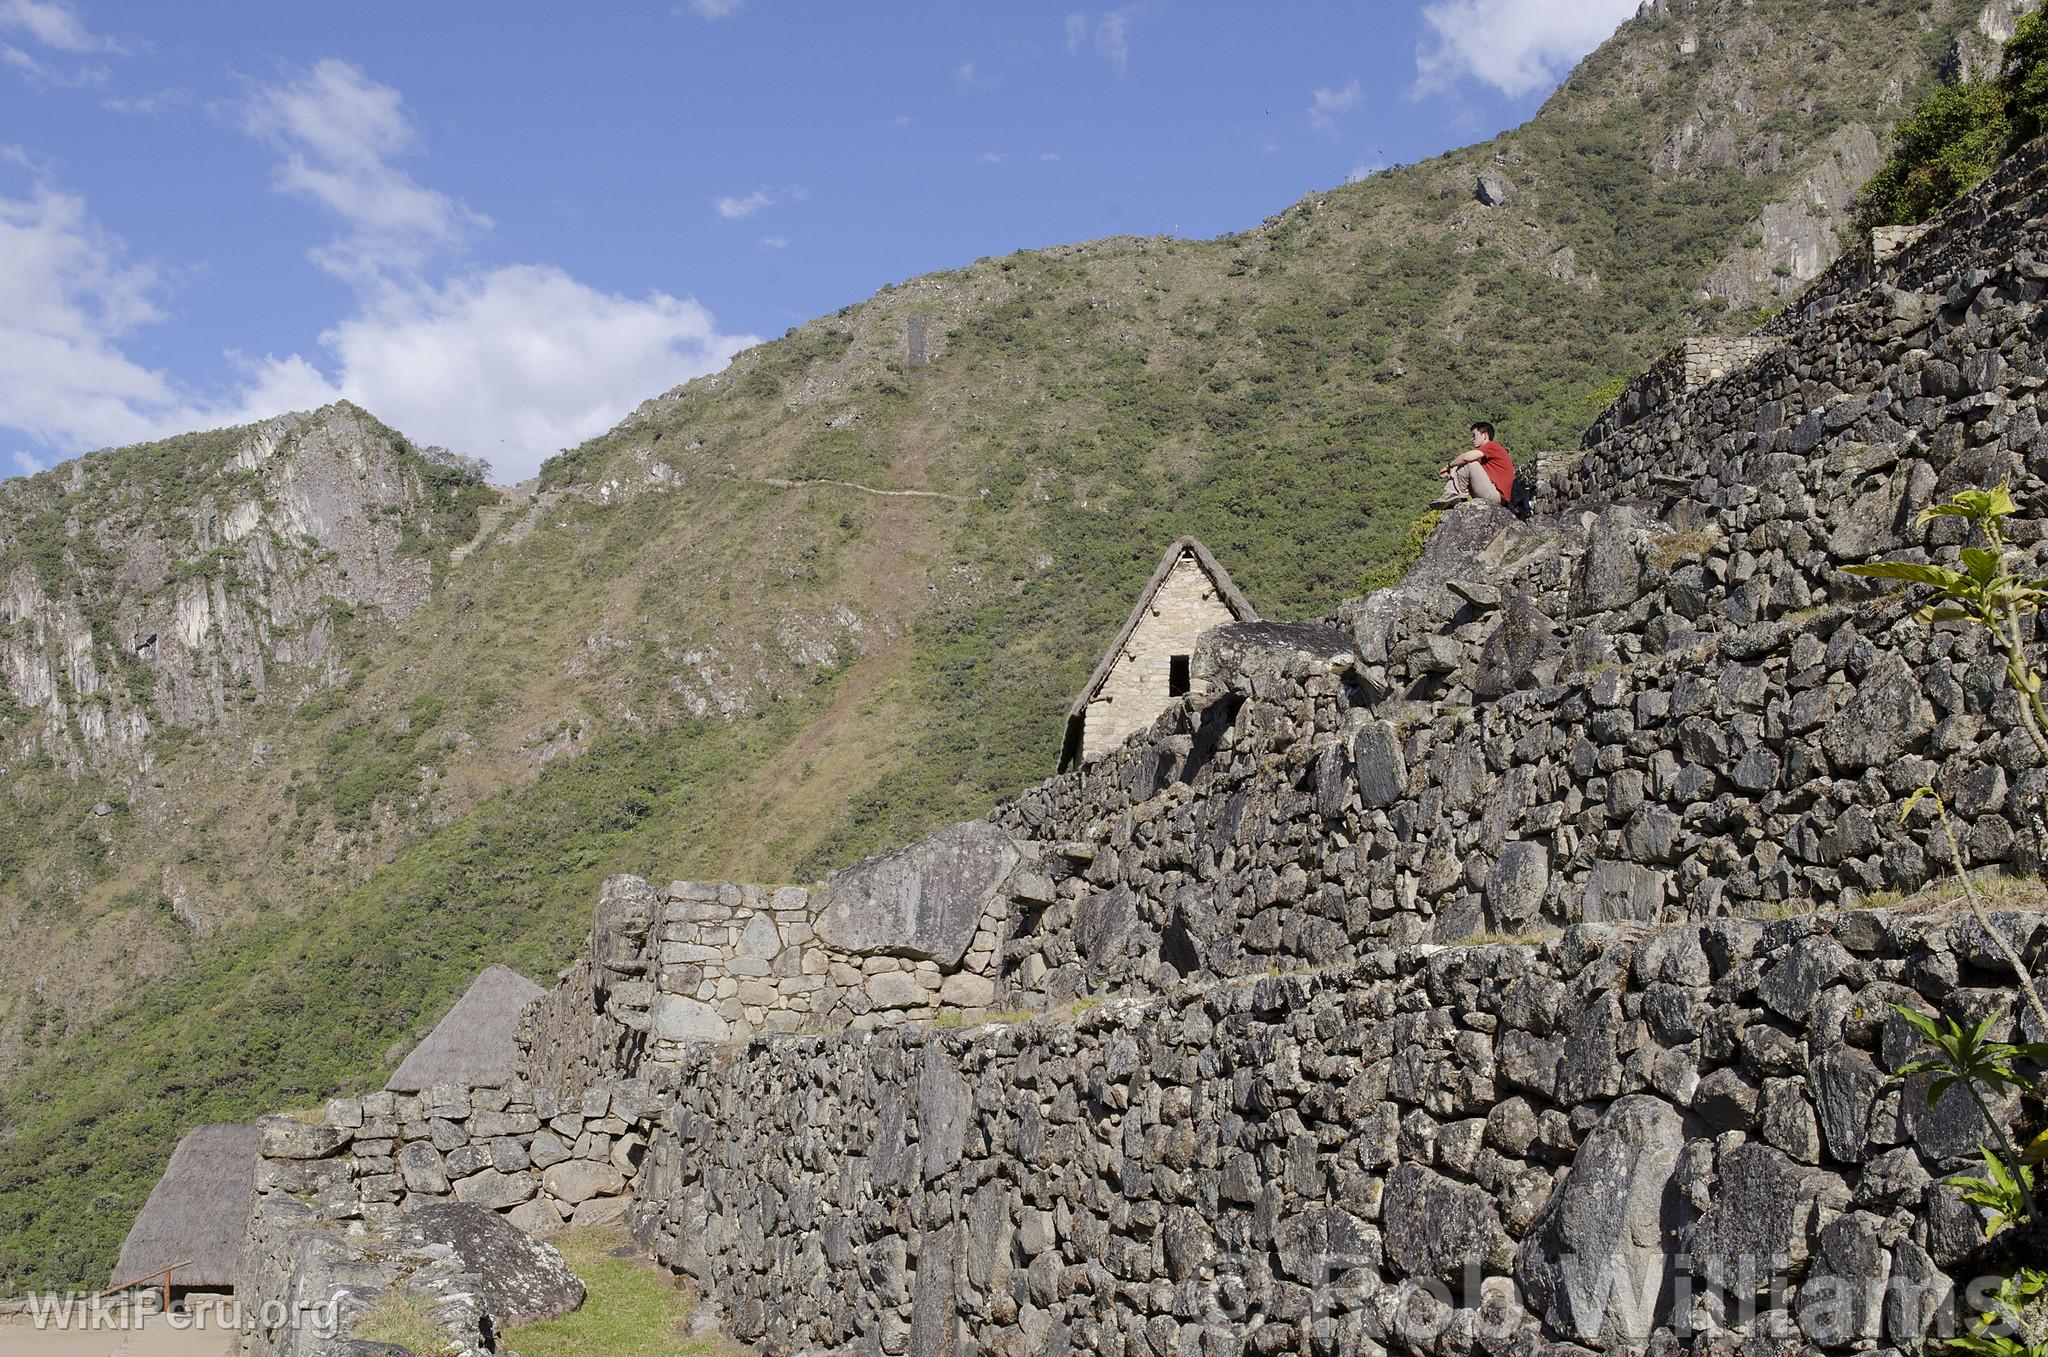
[759,476,970,502]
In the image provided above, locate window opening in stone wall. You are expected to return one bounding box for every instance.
[1169,654,1191,697]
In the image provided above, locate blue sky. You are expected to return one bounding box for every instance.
[0,0,1637,483]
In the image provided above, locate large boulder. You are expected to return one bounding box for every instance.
[817,820,1019,967]
[542,1159,626,1205]
[1383,1162,1509,1284]
[397,1200,585,1325]
[1570,508,1646,616]
[1683,1144,1847,1295]
[1486,841,1550,928]
[1821,652,1933,771]
[1582,861,1666,923]
[1354,721,1409,808]
[1473,590,1559,699]
[919,1046,972,1181]
[1518,1095,1688,1349]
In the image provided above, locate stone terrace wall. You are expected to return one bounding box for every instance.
[521,825,1030,1083]
[985,142,2048,1013]
[248,1079,659,1243]
[240,1077,656,1357]
[1763,141,2048,338]
[631,909,2043,1356]
[1583,337,1785,447]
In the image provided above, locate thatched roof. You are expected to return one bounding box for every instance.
[111,1122,261,1289]
[1060,537,1257,770]
[386,964,545,1092]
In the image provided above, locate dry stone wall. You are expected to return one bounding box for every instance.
[987,138,2048,1013]
[232,132,2048,1357]
[1584,338,1786,446]
[240,1078,646,1357]
[246,1079,657,1241]
[631,909,2043,1356]
[523,824,1029,1071]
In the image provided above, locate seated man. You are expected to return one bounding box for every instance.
[1430,422,1515,508]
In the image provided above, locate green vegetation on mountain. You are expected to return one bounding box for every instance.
[0,0,2014,1289]
[1859,9,2048,227]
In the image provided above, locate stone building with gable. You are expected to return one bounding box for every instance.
[1058,536,1256,770]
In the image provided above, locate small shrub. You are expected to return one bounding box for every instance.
[1858,80,2011,228]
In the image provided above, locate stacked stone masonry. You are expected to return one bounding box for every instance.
[1582,338,1785,446]
[992,137,2048,1012]
[633,910,2042,1356]
[235,139,2048,1357]
[1081,552,1246,764]
[241,1079,647,1356]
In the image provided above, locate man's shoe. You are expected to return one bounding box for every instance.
[1427,490,1463,509]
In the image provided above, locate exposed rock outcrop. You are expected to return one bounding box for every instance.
[0,402,482,774]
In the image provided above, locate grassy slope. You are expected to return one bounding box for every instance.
[0,0,1977,1288]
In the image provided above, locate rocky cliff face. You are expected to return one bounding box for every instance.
[0,402,483,776]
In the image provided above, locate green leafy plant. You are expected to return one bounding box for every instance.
[1896,1007,2048,1218]
[1893,1003,2048,1353]
[1953,1269,2048,1357]
[1958,1147,2039,1241]
[1846,488,2048,766]
[1858,80,2013,229]
[1848,490,2048,1034]
[1858,11,2048,229]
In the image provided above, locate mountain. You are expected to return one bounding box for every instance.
[0,0,2025,1289]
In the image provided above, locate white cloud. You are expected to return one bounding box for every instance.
[1414,0,1637,100]
[675,0,743,17]
[0,165,329,455]
[1064,7,1140,74]
[1095,8,1133,73]
[977,150,1011,164]
[0,0,115,54]
[1346,159,1387,183]
[757,234,787,249]
[242,58,488,282]
[1,61,756,483]
[716,189,772,220]
[1308,80,1361,133]
[10,449,45,476]
[102,86,186,114]
[0,0,120,89]
[3,41,106,87]
[310,267,752,478]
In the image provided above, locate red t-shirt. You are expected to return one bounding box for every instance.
[1476,440,1515,500]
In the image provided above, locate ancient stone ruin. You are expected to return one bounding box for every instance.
[234,141,2048,1355]
[1061,537,1259,772]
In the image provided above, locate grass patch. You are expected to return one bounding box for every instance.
[1450,927,1564,947]
[929,1007,1036,1029]
[1857,872,2048,915]
[355,1293,453,1355]
[1744,872,2048,920]
[511,1225,741,1357]
[1648,528,1721,572]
